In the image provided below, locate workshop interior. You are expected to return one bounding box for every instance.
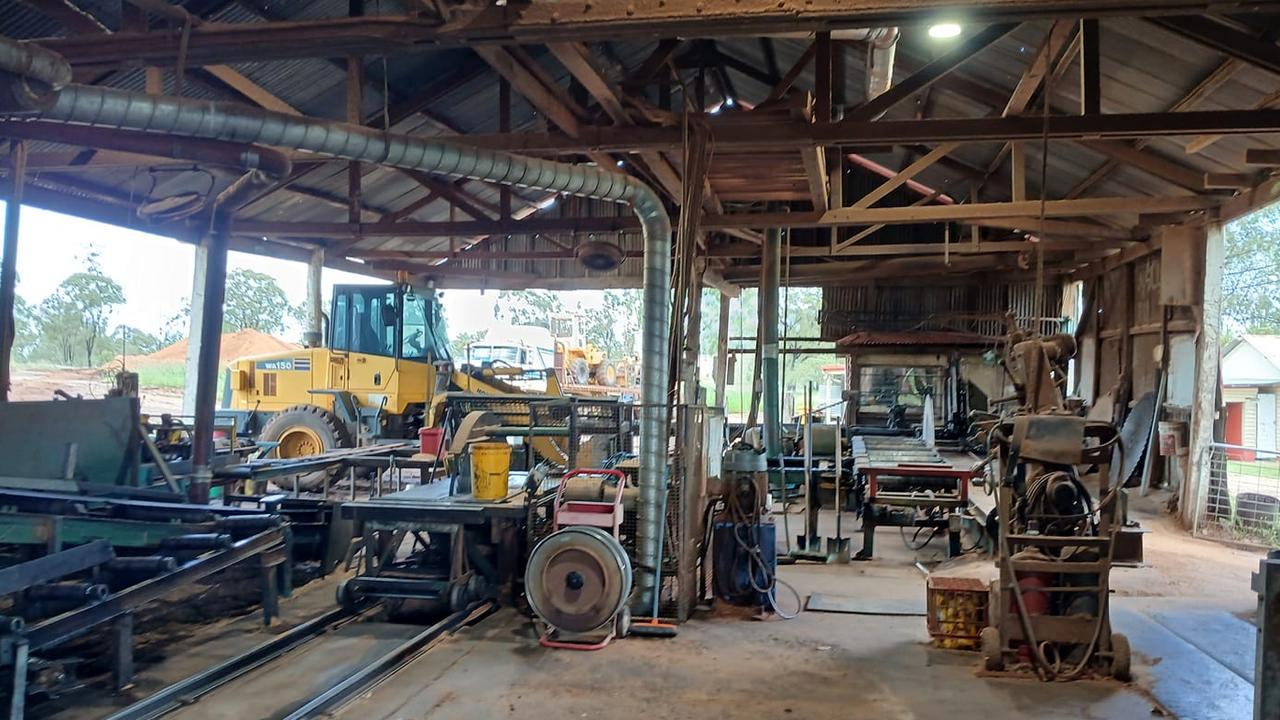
[0,2,1273,718]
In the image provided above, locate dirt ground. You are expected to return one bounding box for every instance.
[10,366,183,415]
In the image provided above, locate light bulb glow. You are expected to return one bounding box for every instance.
[928,23,962,39]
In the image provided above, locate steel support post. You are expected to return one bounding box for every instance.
[111,612,134,692]
[7,639,26,720]
[0,141,26,403]
[189,221,231,504]
[304,247,324,347]
[1255,551,1280,720]
[760,225,782,458]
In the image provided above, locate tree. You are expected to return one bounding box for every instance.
[112,325,162,357]
[450,329,486,360]
[37,255,125,366]
[223,269,289,333]
[11,295,38,361]
[582,289,641,358]
[493,290,563,329]
[1223,206,1280,337]
[158,300,190,348]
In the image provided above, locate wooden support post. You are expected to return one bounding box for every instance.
[499,77,512,220]
[0,141,25,403]
[714,291,731,409]
[1188,222,1223,531]
[815,32,832,124]
[1011,142,1027,202]
[346,55,364,228]
[1080,19,1101,115]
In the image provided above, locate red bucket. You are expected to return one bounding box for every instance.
[418,427,445,456]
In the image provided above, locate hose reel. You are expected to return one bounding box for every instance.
[525,525,632,641]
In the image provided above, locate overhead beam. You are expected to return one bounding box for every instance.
[1081,139,1205,190]
[443,109,1280,153]
[34,3,1250,68]
[1149,16,1280,77]
[1246,148,1280,166]
[705,238,1126,258]
[230,195,1208,239]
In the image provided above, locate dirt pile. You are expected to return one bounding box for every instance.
[110,329,300,369]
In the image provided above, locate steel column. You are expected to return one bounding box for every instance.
[304,247,324,347]
[0,141,25,402]
[1256,552,1280,720]
[760,225,782,458]
[189,220,230,503]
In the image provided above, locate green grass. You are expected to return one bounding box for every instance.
[127,362,187,390]
[1226,460,1280,479]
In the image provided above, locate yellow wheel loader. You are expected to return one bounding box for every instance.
[220,283,563,488]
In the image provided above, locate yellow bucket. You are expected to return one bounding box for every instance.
[470,442,513,500]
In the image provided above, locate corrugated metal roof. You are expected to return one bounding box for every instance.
[4,4,1278,288]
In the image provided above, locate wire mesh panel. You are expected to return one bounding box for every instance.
[1199,442,1280,546]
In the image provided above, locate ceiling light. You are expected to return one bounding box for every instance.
[928,23,962,39]
[724,97,736,108]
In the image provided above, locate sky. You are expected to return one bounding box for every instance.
[2,202,613,344]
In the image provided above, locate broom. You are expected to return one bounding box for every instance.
[628,474,678,638]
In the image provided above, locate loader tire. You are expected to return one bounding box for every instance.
[260,405,353,491]
[568,357,592,385]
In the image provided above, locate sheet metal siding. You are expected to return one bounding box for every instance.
[821,281,1063,340]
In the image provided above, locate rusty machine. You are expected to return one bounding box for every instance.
[977,333,1131,681]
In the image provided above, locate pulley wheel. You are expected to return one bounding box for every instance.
[525,526,632,634]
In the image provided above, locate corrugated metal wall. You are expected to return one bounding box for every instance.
[819,281,1064,340]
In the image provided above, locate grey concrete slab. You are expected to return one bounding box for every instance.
[1113,605,1253,720]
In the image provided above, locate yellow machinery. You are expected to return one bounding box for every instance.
[549,313,624,386]
[221,283,563,487]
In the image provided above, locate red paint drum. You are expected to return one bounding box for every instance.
[418,427,444,456]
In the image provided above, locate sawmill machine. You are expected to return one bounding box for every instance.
[978,332,1131,681]
[221,283,567,488]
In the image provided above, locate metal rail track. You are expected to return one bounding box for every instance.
[105,601,496,720]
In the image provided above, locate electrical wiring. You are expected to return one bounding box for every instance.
[723,477,800,620]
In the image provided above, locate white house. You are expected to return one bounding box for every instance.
[1221,334,1280,457]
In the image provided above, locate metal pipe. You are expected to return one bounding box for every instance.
[0,37,672,600]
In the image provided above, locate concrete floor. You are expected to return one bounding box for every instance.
[55,492,1262,720]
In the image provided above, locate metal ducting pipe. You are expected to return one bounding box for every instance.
[0,37,673,604]
[861,28,899,100]
[765,28,898,99]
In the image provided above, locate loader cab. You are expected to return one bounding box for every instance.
[328,284,451,364]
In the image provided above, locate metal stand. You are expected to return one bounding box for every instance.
[1255,550,1280,720]
[111,613,134,692]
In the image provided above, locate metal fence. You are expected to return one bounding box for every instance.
[1199,441,1280,546]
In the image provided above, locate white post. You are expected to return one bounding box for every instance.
[304,247,324,347]
[181,241,210,416]
[1186,221,1224,531]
